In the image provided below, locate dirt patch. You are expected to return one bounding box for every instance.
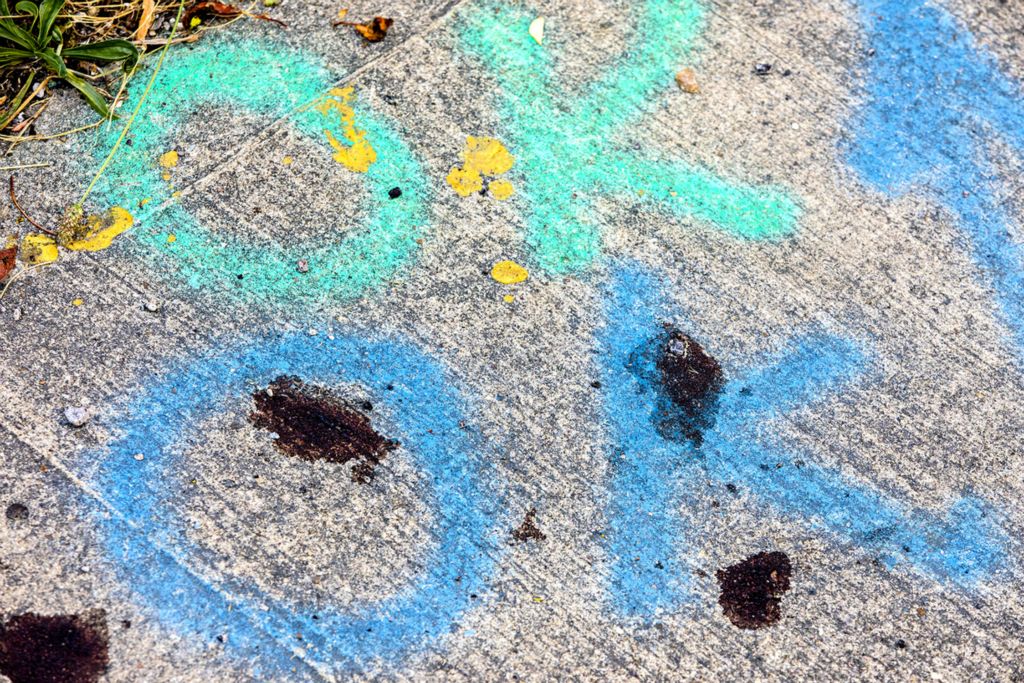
[5,503,28,521]
[716,551,792,629]
[510,508,546,543]
[251,376,398,483]
[0,610,109,683]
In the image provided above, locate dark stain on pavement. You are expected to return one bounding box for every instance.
[5,503,28,521]
[0,610,109,683]
[511,508,546,543]
[631,325,725,446]
[251,375,398,483]
[716,551,792,629]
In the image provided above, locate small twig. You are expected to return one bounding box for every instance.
[0,163,50,171]
[4,98,51,155]
[245,11,286,27]
[141,32,201,45]
[9,175,55,235]
[0,120,102,143]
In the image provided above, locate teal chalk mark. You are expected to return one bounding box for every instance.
[85,39,426,303]
[456,0,800,274]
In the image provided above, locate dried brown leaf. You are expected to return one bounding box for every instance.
[0,242,17,283]
[183,1,286,28]
[335,16,392,42]
[136,0,157,41]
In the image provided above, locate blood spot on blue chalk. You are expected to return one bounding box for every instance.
[250,376,398,484]
[629,326,725,446]
[716,551,792,630]
[657,328,725,444]
[0,610,109,683]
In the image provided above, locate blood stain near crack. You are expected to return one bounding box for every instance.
[716,551,792,629]
[0,610,109,683]
[250,376,398,483]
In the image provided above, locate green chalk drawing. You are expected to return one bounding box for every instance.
[85,38,426,303]
[456,0,800,274]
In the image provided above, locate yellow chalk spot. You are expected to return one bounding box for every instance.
[467,137,514,176]
[167,234,177,244]
[171,191,182,199]
[491,260,528,285]
[532,595,544,603]
[161,172,171,181]
[189,16,201,28]
[282,155,294,165]
[159,150,178,169]
[446,166,484,196]
[21,233,58,264]
[65,207,134,252]
[447,136,515,198]
[529,16,545,45]
[637,189,646,197]
[314,87,376,173]
[139,197,152,208]
[72,298,83,307]
[488,179,515,201]
[503,294,515,303]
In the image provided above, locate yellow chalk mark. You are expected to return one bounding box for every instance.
[447,136,515,198]
[72,298,83,307]
[21,234,58,264]
[315,87,376,173]
[139,197,152,208]
[282,155,294,165]
[446,166,483,196]
[466,137,514,176]
[65,207,135,252]
[161,172,171,181]
[159,150,178,168]
[488,179,515,200]
[503,294,515,303]
[491,260,528,285]
[167,234,177,244]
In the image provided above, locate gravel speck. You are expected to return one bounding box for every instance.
[64,406,92,427]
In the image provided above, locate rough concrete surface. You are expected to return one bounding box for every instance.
[1,0,1024,680]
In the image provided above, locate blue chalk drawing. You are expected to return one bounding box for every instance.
[86,333,499,676]
[598,263,1005,619]
[845,0,1024,360]
[454,0,800,275]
